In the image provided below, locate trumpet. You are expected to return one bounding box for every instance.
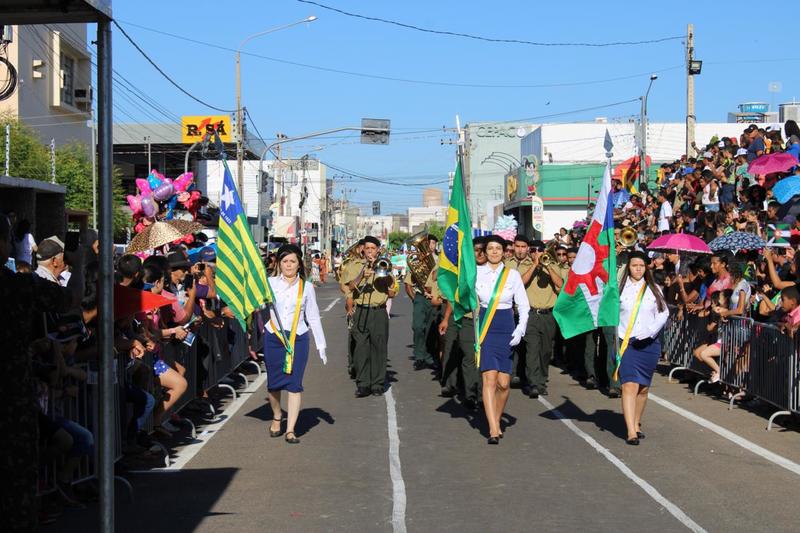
[539,241,558,267]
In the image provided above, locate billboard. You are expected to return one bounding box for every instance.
[181,115,232,144]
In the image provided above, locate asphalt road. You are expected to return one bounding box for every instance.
[52,281,800,533]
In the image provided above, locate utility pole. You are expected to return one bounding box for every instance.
[686,23,696,156]
[91,112,97,228]
[50,138,56,183]
[4,124,9,176]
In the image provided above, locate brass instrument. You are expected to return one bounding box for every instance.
[336,241,363,281]
[539,240,558,267]
[405,230,436,293]
[618,227,638,249]
[356,245,395,294]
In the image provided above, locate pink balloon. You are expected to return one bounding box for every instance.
[153,179,175,201]
[126,194,142,215]
[136,178,152,196]
[173,172,194,192]
[141,196,157,218]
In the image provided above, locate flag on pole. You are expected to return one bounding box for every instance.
[215,160,271,328]
[438,158,477,322]
[554,137,619,339]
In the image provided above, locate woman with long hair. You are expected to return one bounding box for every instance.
[616,251,669,445]
[475,235,529,445]
[265,244,327,444]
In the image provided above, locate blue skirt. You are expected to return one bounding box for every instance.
[478,307,515,374]
[619,337,661,386]
[265,331,309,393]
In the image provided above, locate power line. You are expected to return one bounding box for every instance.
[493,98,641,124]
[115,20,684,90]
[111,19,235,113]
[323,160,451,187]
[295,0,684,47]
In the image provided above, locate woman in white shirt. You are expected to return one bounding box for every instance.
[265,244,327,444]
[476,235,530,444]
[13,219,36,265]
[617,251,669,445]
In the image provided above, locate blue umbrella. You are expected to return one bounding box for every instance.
[707,231,766,252]
[772,175,800,204]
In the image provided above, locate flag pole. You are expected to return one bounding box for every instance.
[455,114,482,366]
[603,130,621,387]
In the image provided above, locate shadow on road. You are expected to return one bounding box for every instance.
[244,404,335,437]
[434,398,518,438]
[540,396,628,440]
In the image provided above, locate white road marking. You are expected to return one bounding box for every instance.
[385,387,407,533]
[163,372,267,471]
[538,397,706,533]
[649,393,800,477]
[322,297,341,313]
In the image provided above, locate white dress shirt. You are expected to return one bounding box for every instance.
[658,200,672,232]
[476,263,530,333]
[617,277,669,340]
[266,275,327,351]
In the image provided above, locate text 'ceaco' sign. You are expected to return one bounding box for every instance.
[181,115,232,144]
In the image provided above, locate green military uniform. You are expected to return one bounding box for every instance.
[339,258,365,378]
[505,256,533,383]
[405,269,435,366]
[514,258,560,395]
[342,264,390,394]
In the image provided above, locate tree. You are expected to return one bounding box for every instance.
[0,115,131,238]
[425,221,446,243]
[387,230,410,250]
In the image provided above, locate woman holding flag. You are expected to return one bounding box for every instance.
[265,244,327,444]
[616,251,668,445]
[476,235,530,444]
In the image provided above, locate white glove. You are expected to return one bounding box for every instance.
[319,349,327,365]
[509,329,524,347]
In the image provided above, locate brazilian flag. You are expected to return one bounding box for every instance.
[438,159,477,322]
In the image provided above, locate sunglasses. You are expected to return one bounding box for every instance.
[531,247,545,253]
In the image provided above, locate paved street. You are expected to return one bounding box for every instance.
[53,282,800,533]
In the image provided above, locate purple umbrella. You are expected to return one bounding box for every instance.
[648,233,711,254]
[748,152,798,176]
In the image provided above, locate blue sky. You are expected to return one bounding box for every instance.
[111,1,798,214]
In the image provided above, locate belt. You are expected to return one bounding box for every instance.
[531,307,553,314]
[357,304,386,309]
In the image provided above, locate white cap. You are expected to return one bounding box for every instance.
[717,140,725,148]
[703,151,713,159]
[736,148,748,157]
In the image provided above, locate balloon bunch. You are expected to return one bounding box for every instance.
[126,170,200,233]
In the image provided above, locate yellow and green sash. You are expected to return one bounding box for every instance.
[268,278,305,374]
[613,282,647,381]
[474,267,510,368]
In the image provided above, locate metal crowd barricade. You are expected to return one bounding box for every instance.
[744,322,796,430]
[665,307,711,382]
[718,317,753,408]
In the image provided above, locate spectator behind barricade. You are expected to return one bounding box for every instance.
[0,212,86,531]
[745,124,766,163]
[715,262,750,318]
[611,179,630,209]
[784,120,800,162]
[694,289,732,382]
[764,247,800,293]
[780,286,800,333]
[137,264,188,438]
[701,170,720,213]
[35,237,67,286]
[566,247,578,267]
[706,252,732,301]
[165,251,198,325]
[14,219,37,265]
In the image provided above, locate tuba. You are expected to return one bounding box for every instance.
[405,230,437,293]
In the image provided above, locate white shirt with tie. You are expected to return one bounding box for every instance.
[266,274,327,353]
[617,277,669,341]
[476,263,530,337]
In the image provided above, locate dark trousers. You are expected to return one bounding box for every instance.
[352,306,389,391]
[525,312,557,390]
[567,329,598,380]
[412,294,434,363]
[601,326,620,390]
[441,315,481,402]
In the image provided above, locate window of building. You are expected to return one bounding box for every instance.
[61,53,75,106]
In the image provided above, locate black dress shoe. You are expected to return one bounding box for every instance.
[348,367,356,379]
[625,437,640,445]
[540,388,549,396]
[487,436,500,445]
[372,388,384,396]
[462,398,477,410]
[608,388,621,399]
[528,386,540,399]
[637,431,645,439]
[413,360,424,370]
[355,388,371,398]
[585,377,598,390]
[440,387,456,398]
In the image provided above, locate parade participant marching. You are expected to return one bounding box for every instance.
[342,235,397,397]
[265,244,327,444]
[615,250,668,445]
[405,234,439,371]
[521,239,563,398]
[476,235,530,444]
[505,235,536,386]
[438,237,487,408]
[339,239,365,379]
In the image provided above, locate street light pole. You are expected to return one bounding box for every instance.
[235,16,317,194]
[640,74,657,190]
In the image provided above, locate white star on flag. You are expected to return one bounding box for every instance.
[220,184,235,211]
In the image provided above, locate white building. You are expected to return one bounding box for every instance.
[0,24,92,147]
[356,215,393,241]
[408,205,446,233]
[196,158,327,249]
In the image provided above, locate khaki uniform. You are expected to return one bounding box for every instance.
[341,262,390,393]
[340,258,365,377]
[405,269,435,365]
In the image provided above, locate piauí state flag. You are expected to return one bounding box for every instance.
[438,159,477,322]
[554,157,619,339]
[215,159,271,329]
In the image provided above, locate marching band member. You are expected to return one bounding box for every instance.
[616,250,669,445]
[476,235,530,444]
[265,244,327,445]
[405,234,439,371]
[339,239,365,379]
[342,236,397,397]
